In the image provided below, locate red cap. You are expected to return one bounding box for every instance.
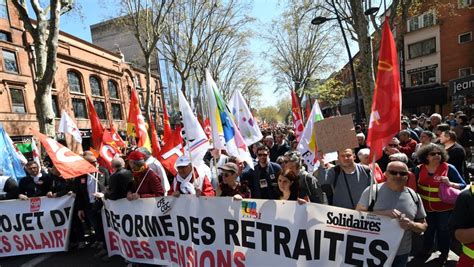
[127,150,146,161]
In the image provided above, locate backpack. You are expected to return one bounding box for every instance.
[321,165,372,205]
[367,183,420,211]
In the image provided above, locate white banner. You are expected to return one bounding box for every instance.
[103,196,404,266]
[0,195,74,257]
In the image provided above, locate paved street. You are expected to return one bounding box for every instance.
[0,241,461,267]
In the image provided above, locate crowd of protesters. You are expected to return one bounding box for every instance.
[0,110,473,267]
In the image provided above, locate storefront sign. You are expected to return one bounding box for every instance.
[450,75,474,95]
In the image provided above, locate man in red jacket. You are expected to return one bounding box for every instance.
[126,150,164,200]
[399,130,418,158]
[168,155,215,197]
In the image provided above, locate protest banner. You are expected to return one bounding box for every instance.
[102,196,403,266]
[0,195,74,257]
[313,115,358,153]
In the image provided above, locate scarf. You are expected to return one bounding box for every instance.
[177,171,196,195]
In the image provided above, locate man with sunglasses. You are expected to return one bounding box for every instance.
[241,146,281,200]
[357,161,427,267]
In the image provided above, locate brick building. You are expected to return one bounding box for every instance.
[0,0,163,150]
[327,0,473,118]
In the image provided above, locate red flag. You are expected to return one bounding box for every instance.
[99,142,119,172]
[159,125,183,176]
[30,128,97,178]
[86,95,104,150]
[367,18,401,161]
[203,117,211,138]
[109,121,126,148]
[291,90,304,141]
[149,115,161,158]
[162,101,172,145]
[127,88,151,148]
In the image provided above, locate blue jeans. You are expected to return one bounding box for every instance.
[392,254,409,267]
[423,211,451,255]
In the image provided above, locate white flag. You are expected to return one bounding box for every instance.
[178,90,210,167]
[58,110,82,143]
[31,138,41,166]
[229,90,263,146]
[297,101,337,172]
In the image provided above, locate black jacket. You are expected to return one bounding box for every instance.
[0,177,19,200]
[241,162,282,200]
[105,168,133,200]
[18,172,52,197]
[74,172,106,211]
[50,174,74,198]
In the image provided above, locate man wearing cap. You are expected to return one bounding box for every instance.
[169,155,215,197]
[126,150,164,200]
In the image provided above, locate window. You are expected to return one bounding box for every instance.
[459,0,472,8]
[67,71,83,93]
[408,38,436,59]
[111,103,122,120]
[72,98,87,119]
[89,76,102,96]
[10,89,26,113]
[108,80,119,99]
[0,0,8,20]
[407,11,436,32]
[52,95,60,118]
[459,32,472,44]
[460,68,472,77]
[139,92,145,110]
[0,31,11,42]
[134,75,142,89]
[93,101,107,120]
[2,50,18,73]
[410,69,436,86]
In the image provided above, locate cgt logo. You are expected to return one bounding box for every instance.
[30,197,41,212]
[241,201,262,219]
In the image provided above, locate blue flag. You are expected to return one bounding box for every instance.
[0,124,26,181]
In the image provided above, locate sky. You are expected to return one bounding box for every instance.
[56,0,289,108]
[57,0,354,108]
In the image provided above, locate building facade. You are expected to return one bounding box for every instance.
[326,0,473,118]
[0,0,163,150]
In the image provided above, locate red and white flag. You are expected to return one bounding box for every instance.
[367,18,402,161]
[291,90,304,141]
[109,121,126,148]
[58,110,82,144]
[31,138,41,166]
[159,125,183,176]
[31,128,97,178]
[86,96,104,150]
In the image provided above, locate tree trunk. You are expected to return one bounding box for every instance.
[34,83,55,137]
[144,55,152,125]
[350,0,375,121]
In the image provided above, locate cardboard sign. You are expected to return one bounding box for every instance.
[313,115,358,153]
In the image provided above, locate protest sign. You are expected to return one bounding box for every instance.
[313,115,358,153]
[102,196,403,266]
[0,195,74,257]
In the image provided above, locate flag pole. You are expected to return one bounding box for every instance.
[368,153,376,206]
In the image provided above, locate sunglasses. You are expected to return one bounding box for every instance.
[429,152,442,156]
[257,154,268,157]
[387,144,398,147]
[387,170,408,176]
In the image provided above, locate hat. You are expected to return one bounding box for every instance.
[127,150,146,161]
[175,155,191,168]
[218,162,239,173]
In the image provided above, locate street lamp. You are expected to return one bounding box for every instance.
[311,0,379,125]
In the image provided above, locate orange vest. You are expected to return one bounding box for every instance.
[458,243,474,267]
[417,163,454,212]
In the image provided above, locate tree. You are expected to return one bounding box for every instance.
[119,0,175,121]
[276,98,292,124]
[309,77,349,107]
[263,0,340,105]
[11,0,74,136]
[257,106,281,124]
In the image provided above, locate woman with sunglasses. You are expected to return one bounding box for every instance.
[414,143,466,263]
[216,163,250,199]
